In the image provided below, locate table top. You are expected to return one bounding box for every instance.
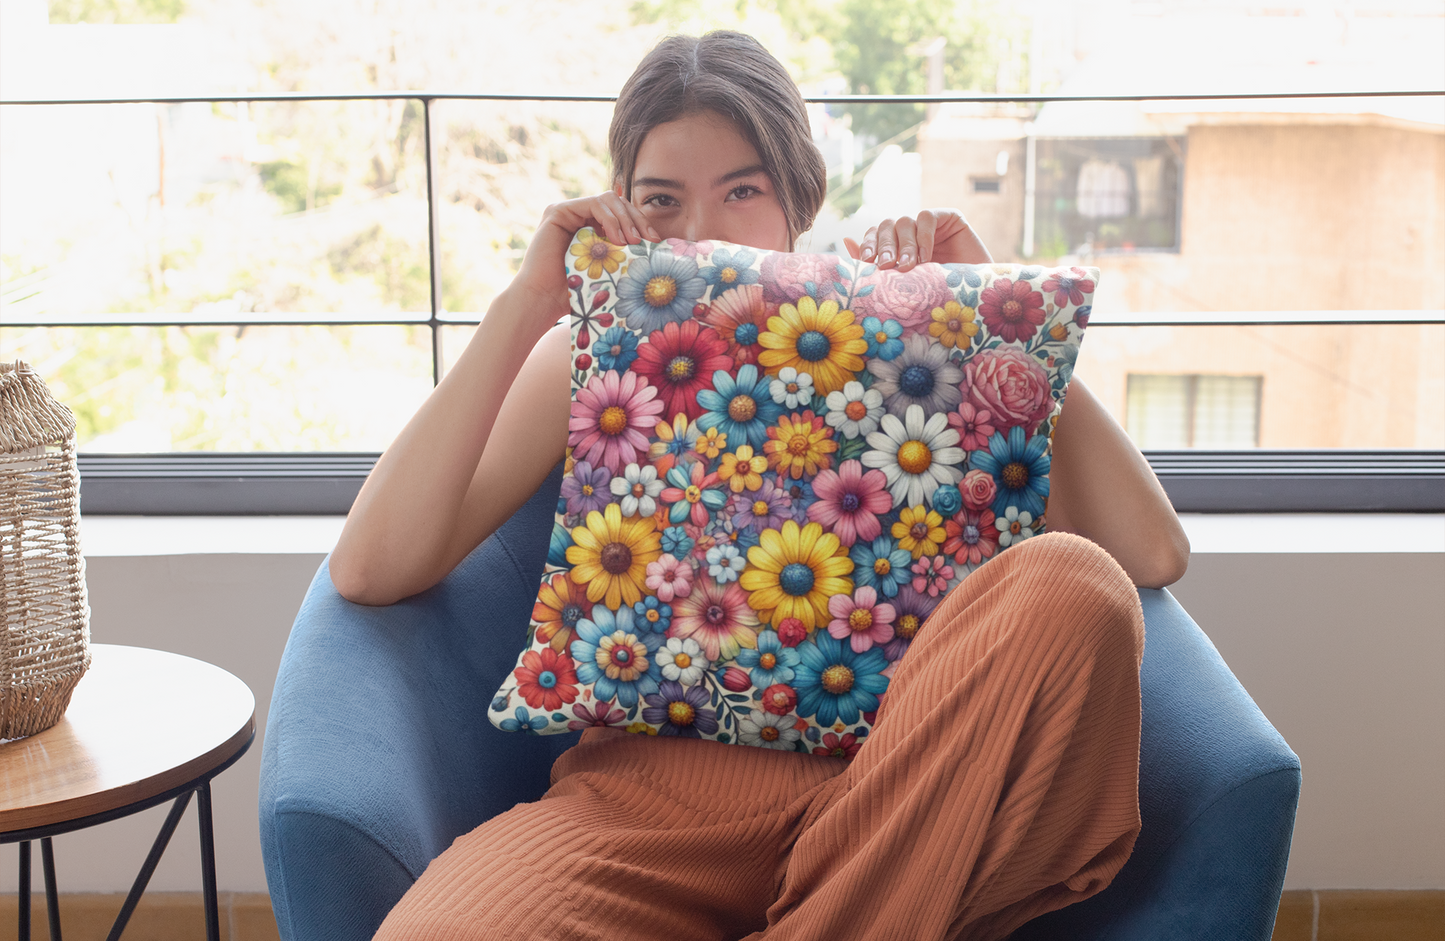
[0,644,255,835]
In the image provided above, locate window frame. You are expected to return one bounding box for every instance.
[5,89,1443,515]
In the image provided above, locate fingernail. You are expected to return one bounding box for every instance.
[878,251,892,265]
[899,253,911,266]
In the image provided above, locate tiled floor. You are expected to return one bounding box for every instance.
[0,889,1441,940]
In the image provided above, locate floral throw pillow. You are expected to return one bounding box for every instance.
[489,228,1096,755]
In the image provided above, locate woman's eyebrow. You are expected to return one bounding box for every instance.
[632,165,769,192]
[713,165,768,187]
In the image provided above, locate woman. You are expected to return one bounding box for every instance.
[338,30,1189,941]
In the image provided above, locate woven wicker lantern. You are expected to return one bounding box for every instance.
[0,360,90,740]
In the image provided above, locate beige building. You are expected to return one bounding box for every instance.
[919,102,1444,451]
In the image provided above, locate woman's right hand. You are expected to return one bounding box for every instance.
[510,191,661,335]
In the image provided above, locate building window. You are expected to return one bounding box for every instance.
[1126,374,1261,449]
[971,177,1001,193]
[1033,137,1183,254]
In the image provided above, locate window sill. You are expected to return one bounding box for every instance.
[77,513,1444,559]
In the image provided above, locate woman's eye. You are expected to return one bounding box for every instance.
[726,185,761,202]
[641,194,677,209]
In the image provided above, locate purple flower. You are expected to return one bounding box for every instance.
[883,586,939,662]
[560,461,612,516]
[728,478,792,535]
[641,680,719,738]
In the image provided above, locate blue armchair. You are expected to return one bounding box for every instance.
[259,465,1301,941]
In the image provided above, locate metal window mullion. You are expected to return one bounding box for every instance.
[423,96,443,386]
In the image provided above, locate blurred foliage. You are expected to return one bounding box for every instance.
[47,0,185,24]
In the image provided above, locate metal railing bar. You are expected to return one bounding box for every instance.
[1,90,1441,107]
[4,310,1440,329]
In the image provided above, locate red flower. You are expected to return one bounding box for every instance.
[1041,267,1095,308]
[760,683,799,716]
[813,731,862,759]
[702,283,776,366]
[776,617,807,647]
[943,509,1000,567]
[631,320,732,422]
[978,277,1046,344]
[515,648,579,712]
[722,667,753,692]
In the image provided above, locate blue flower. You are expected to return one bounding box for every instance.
[499,705,549,733]
[696,363,784,451]
[772,474,815,523]
[861,316,904,360]
[570,605,663,708]
[793,633,889,727]
[593,326,640,372]
[932,484,963,517]
[969,426,1051,518]
[633,596,673,633]
[698,247,759,296]
[849,535,912,599]
[547,521,572,568]
[615,248,706,335]
[736,629,799,688]
[660,525,695,558]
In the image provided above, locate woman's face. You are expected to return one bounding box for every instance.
[623,111,791,252]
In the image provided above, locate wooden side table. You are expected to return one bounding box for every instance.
[0,644,255,941]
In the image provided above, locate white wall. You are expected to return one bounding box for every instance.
[1,516,1441,895]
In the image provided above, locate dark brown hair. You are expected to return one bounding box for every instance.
[609,31,828,247]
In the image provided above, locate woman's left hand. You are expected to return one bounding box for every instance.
[843,209,992,270]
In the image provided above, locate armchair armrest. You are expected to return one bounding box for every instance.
[259,465,577,941]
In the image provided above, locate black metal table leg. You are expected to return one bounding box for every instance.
[196,783,219,941]
[18,840,30,941]
[41,838,62,941]
[104,791,192,941]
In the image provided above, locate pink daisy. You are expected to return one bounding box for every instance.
[947,402,997,452]
[910,555,955,597]
[671,576,760,661]
[807,460,892,547]
[645,553,695,603]
[568,370,665,474]
[826,586,896,654]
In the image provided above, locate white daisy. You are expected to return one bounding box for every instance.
[997,507,1037,547]
[824,380,885,439]
[738,710,802,751]
[861,404,966,508]
[769,367,815,409]
[657,636,710,685]
[609,462,665,517]
[706,544,747,582]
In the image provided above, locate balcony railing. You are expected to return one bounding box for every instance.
[3,89,1443,513]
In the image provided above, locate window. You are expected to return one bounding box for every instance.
[1126,374,1261,449]
[1031,137,1183,254]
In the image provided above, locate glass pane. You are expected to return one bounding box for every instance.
[1126,375,1191,449]
[432,99,615,321]
[0,325,433,451]
[0,100,432,325]
[1077,324,1445,450]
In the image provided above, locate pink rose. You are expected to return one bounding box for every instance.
[960,469,997,512]
[760,252,840,307]
[850,265,954,331]
[964,347,1055,433]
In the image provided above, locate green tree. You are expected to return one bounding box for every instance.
[47,0,184,24]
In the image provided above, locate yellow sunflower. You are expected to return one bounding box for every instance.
[928,301,979,349]
[764,410,836,480]
[569,228,627,279]
[757,297,867,396]
[892,504,946,559]
[740,520,854,630]
[566,503,662,609]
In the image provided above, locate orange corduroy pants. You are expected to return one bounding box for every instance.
[374,531,1146,941]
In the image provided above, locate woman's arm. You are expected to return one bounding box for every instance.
[330,193,659,606]
[1044,380,1190,588]
[849,209,1190,588]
